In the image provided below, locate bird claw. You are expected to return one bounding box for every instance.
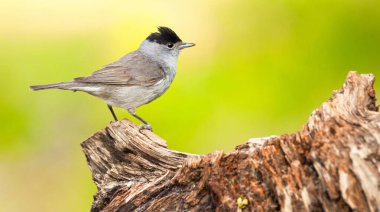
[139,124,153,132]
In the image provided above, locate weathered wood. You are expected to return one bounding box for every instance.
[81,71,380,212]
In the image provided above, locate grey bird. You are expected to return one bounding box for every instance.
[30,26,195,130]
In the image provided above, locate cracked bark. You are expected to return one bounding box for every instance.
[81,71,380,212]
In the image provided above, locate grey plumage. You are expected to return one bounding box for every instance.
[75,51,165,86]
[30,82,74,90]
[30,51,164,90]
[30,26,195,130]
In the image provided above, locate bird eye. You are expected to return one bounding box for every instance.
[167,43,174,48]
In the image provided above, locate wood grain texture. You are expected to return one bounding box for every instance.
[81,71,380,212]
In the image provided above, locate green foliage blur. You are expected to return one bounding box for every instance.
[1,0,379,211]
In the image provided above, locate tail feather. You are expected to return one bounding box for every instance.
[30,82,74,91]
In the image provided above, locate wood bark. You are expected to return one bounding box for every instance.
[81,71,380,212]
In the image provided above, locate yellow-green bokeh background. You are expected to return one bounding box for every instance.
[1,0,380,211]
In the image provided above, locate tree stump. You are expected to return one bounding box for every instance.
[81,71,380,212]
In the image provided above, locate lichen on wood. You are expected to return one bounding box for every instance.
[81,71,380,212]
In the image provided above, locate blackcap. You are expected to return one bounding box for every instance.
[30,26,195,130]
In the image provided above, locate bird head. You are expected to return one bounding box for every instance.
[139,26,195,66]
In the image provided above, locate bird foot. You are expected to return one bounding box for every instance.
[109,120,118,124]
[139,124,153,132]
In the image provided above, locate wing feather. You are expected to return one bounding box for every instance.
[75,51,164,86]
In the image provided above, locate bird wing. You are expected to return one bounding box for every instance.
[74,51,165,86]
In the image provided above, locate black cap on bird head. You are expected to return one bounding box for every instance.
[146,26,182,45]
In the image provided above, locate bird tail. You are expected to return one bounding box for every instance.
[30,82,75,91]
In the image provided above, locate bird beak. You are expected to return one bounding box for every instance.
[179,42,195,50]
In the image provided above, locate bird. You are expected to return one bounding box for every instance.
[30,26,195,131]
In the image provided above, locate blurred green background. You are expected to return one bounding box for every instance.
[1,0,380,211]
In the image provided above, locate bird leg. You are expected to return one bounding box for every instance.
[128,108,152,131]
[107,105,118,121]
